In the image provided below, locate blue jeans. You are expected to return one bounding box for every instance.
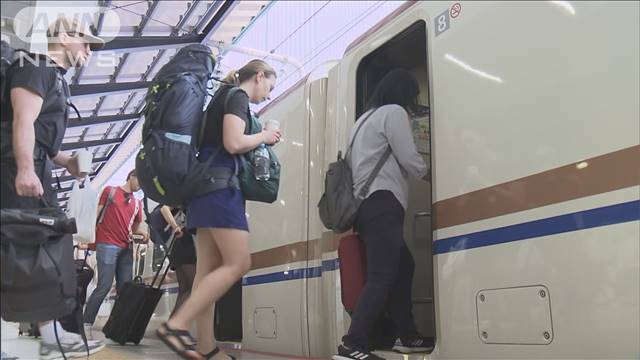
[83,243,133,324]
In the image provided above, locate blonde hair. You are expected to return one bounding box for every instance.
[223,59,276,85]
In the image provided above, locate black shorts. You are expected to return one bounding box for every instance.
[169,232,197,268]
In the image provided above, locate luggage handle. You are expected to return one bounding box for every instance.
[73,245,91,269]
[150,229,178,289]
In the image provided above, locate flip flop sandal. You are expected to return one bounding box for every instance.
[201,347,237,360]
[156,322,202,360]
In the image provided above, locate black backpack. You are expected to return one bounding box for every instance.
[135,44,237,207]
[0,206,78,322]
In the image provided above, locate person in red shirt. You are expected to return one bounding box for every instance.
[82,169,147,339]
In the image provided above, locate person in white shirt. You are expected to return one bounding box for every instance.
[334,69,432,360]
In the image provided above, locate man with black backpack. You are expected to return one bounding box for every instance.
[0,16,106,359]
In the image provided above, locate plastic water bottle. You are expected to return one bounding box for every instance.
[254,144,270,180]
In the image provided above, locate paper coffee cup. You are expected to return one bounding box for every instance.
[75,149,92,176]
[265,119,280,131]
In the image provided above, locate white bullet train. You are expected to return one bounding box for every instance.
[102,1,639,359]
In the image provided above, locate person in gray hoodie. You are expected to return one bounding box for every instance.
[334,69,431,360]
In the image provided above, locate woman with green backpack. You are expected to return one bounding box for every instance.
[156,59,281,360]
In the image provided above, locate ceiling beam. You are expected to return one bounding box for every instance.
[61,138,122,151]
[70,81,151,99]
[91,1,160,117]
[57,173,96,183]
[68,113,142,127]
[199,0,238,45]
[96,35,201,53]
[56,185,74,193]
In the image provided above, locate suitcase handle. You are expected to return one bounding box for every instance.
[150,230,178,289]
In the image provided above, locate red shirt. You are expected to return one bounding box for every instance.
[95,186,143,249]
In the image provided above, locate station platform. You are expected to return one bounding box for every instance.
[1,320,428,360]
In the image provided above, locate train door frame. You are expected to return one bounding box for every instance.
[352,18,436,350]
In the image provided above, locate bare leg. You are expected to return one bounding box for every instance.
[166,228,250,357]
[192,228,222,354]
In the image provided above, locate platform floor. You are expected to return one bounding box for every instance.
[1,320,428,360]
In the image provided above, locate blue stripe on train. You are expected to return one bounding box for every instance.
[433,200,640,254]
[242,258,340,286]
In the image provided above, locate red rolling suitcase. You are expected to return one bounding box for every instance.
[338,234,367,313]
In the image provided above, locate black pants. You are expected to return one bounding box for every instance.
[342,190,418,350]
[1,152,57,209]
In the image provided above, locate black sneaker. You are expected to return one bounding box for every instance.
[392,336,434,353]
[332,344,386,360]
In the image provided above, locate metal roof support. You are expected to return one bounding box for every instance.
[91,1,160,117]
[199,0,238,44]
[70,81,151,98]
[56,185,76,194]
[176,0,202,34]
[96,35,201,53]
[73,0,113,85]
[61,137,122,151]
[141,0,204,81]
[58,173,96,183]
[68,113,141,128]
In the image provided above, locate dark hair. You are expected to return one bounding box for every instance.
[223,59,277,85]
[365,68,420,113]
[126,169,137,180]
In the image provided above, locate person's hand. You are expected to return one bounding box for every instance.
[262,128,282,146]
[52,152,83,179]
[174,226,184,238]
[66,156,82,179]
[15,168,43,197]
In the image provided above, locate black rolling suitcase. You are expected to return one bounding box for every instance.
[102,234,175,345]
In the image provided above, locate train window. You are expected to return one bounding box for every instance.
[354,19,436,350]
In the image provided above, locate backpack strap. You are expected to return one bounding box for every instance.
[358,146,392,199]
[345,108,378,161]
[127,196,140,238]
[96,186,116,224]
[346,108,392,199]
